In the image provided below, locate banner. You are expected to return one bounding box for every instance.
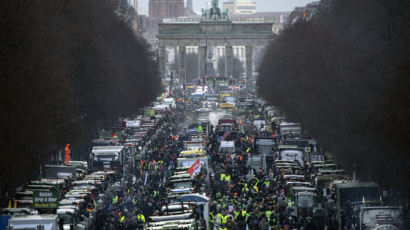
[186,158,201,176]
[33,191,58,209]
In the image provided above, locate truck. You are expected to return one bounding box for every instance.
[90,146,126,172]
[335,182,380,229]
[219,96,235,110]
[43,165,77,180]
[7,214,58,230]
[219,141,235,153]
[280,122,302,137]
[248,138,276,171]
[56,208,87,230]
[359,206,402,230]
[294,191,317,217]
[278,145,305,167]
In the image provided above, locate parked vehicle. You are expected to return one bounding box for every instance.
[335,182,380,229]
[90,146,126,172]
[359,206,402,230]
[7,214,58,230]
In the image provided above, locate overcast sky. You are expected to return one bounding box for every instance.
[137,0,318,15]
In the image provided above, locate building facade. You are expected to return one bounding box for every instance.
[186,0,193,11]
[222,0,256,15]
[149,0,185,18]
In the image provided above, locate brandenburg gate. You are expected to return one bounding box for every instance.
[157,0,275,82]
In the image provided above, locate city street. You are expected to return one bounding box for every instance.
[1,0,409,229]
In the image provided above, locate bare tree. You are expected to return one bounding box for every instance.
[258,0,410,196]
[0,0,160,201]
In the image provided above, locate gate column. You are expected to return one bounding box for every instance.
[225,45,233,78]
[178,46,186,84]
[198,46,206,78]
[245,46,253,79]
[159,46,166,78]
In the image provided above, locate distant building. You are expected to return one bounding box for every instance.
[149,0,185,18]
[186,0,193,11]
[185,0,196,16]
[222,0,256,15]
[222,1,235,14]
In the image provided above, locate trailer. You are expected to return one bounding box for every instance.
[7,215,58,230]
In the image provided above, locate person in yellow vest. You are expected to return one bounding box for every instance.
[242,183,249,194]
[264,180,271,194]
[112,195,118,205]
[234,209,240,220]
[216,212,224,228]
[253,181,259,193]
[137,212,145,229]
[8,198,17,208]
[265,210,272,222]
[220,211,228,230]
[152,190,159,198]
[208,211,215,230]
[220,173,226,181]
[224,174,231,183]
[241,210,248,219]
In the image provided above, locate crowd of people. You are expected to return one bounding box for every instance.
[95,90,188,230]
[206,121,322,230]
[94,87,328,230]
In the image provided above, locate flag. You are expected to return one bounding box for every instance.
[187,158,201,176]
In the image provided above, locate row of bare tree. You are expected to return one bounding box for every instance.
[258,0,410,196]
[0,0,160,198]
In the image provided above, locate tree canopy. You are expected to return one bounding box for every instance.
[0,0,160,194]
[258,0,410,195]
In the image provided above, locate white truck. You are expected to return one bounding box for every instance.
[279,148,305,167]
[280,122,302,136]
[7,215,58,230]
[359,206,402,230]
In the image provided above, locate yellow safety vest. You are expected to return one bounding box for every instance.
[138,214,145,223]
[266,210,272,222]
[253,182,259,193]
[220,174,226,181]
[216,213,223,224]
[112,196,118,205]
[241,210,247,217]
[234,211,240,220]
[153,190,159,197]
[222,215,228,223]
[225,175,231,182]
[209,212,215,223]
